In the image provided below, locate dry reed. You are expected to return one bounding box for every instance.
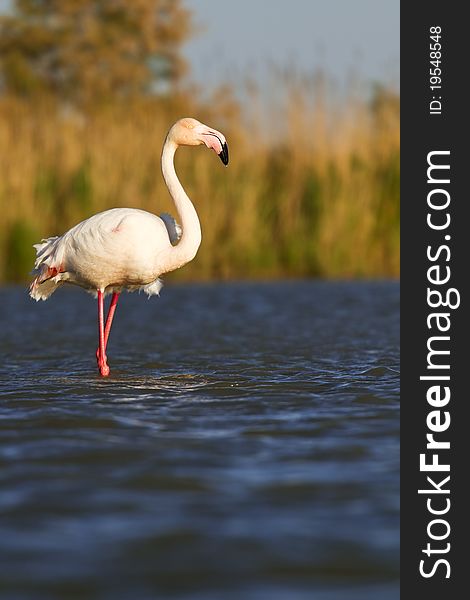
[0,77,399,283]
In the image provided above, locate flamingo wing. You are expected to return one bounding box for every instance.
[159,213,182,245]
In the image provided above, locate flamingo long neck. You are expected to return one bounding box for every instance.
[161,138,202,270]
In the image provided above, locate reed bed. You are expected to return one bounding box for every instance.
[0,79,399,283]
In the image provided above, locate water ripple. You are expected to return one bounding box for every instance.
[0,281,399,599]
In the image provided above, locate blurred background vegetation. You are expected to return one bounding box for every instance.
[0,0,399,283]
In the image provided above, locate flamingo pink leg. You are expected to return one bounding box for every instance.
[97,290,110,377]
[96,292,120,374]
[103,292,120,350]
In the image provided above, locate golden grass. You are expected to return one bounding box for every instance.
[0,80,399,283]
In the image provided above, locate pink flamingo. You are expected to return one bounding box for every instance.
[30,118,229,376]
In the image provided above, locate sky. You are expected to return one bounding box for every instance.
[0,0,399,96]
[183,0,399,94]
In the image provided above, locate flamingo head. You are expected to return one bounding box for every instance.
[169,118,229,165]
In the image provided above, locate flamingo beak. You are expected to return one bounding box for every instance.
[219,142,229,166]
[198,126,229,166]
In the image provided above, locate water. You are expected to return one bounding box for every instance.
[0,281,399,600]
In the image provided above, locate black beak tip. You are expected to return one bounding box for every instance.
[218,142,229,166]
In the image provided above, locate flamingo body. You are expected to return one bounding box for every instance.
[29,117,228,376]
[31,208,172,300]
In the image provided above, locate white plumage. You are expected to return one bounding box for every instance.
[31,208,170,300]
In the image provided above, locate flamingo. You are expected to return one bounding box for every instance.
[30,118,229,377]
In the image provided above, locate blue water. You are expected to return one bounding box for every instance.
[0,281,399,599]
